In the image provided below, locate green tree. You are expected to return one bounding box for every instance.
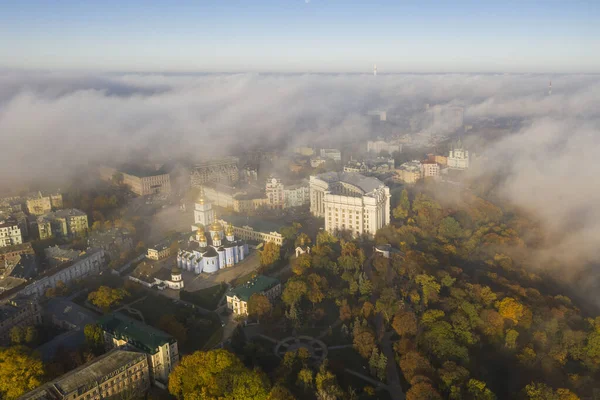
[307,273,328,307]
[24,326,38,345]
[505,329,519,350]
[377,352,388,381]
[248,293,273,321]
[437,216,463,242]
[282,279,308,308]
[168,349,270,399]
[524,382,579,400]
[260,242,281,267]
[84,323,105,354]
[399,352,434,382]
[159,315,188,345]
[88,286,129,312]
[315,362,343,400]
[375,288,398,323]
[438,361,469,396]
[268,384,296,400]
[467,379,496,400]
[316,231,338,246]
[297,367,314,391]
[393,188,410,220]
[368,348,379,376]
[406,381,442,400]
[415,274,441,307]
[0,346,45,400]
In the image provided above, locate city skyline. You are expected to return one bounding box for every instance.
[0,0,598,73]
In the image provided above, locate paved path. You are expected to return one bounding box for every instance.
[344,369,387,389]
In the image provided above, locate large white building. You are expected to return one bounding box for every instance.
[319,148,342,161]
[367,140,401,155]
[310,172,391,238]
[283,182,310,208]
[266,177,285,210]
[447,141,469,170]
[181,191,249,274]
[0,220,22,248]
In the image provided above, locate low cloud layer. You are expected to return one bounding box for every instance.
[1,71,600,282]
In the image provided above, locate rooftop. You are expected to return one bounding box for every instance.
[222,215,283,234]
[227,274,280,302]
[98,312,174,354]
[119,163,169,178]
[20,349,146,399]
[46,297,99,330]
[315,171,385,194]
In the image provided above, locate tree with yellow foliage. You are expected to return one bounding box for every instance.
[0,346,45,400]
[495,297,525,324]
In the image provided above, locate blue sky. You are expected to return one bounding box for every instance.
[0,0,598,73]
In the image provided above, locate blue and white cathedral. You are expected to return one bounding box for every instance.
[177,188,249,274]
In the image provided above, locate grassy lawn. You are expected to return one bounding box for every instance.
[180,282,228,310]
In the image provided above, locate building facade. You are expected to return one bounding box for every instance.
[98,313,179,386]
[226,275,281,316]
[310,172,391,238]
[20,349,150,400]
[283,182,310,208]
[190,157,239,187]
[34,209,88,240]
[395,161,423,184]
[25,192,62,216]
[447,142,469,170]
[16,249,106,298]
[367,140,401,154]
[0,219,22,247]
[265,177,285,210]
[0,296,41,344]
[420,160,440,178]
[319,148,342,161]
[99,166,171,196]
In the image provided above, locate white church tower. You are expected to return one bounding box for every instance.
[192,186,215,231]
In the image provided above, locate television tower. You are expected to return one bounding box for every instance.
[373,64,377,77]
[548,81,552,95]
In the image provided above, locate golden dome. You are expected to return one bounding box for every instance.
[226,224,234,235]
[212,232,220,241]
[197,229,206,240]
[196,186,206,204]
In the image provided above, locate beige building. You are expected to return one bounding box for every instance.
[25,192,63,216]
[100,166,171,196]
[203,184,269,213]
[226,275,281,316]
[367,140,401,154]
[99,313,179,387]
[0,296,41,344]
[35,209,88,240]
[229,224,283,246]
[190,157,239,187]
[310,172,391,238]
[421,160,440,178]
[0,219,22,248]
[284,182,310,208]
[395,161,422,184]
[147,241,171,261]
[266,177,285,209]
[20,349,150,400]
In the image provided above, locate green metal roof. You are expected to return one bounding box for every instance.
[227,274,280,302]
[98,312,174,354]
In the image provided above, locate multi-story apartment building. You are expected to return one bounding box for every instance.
[367,140,401,154]
[190,157,239,187]
[34,209,88,240]
[98,313,179,387]
[13,248,106,298]
[25,192,63,216]
[20,349,150,400]
[226,275,281,316]
[266,177,285,210]
[421,160,440,178]
[395,161,423,184]
[310,172,391,238]
[319,148,342,161]
[283,182,310,208]
[0,219,22,248]
[0,242,34,263]
[146,241,171,261]
[0,295,41,344]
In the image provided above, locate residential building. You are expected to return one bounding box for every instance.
[227,225,283,246]
[421,160,440,178]
[190,157,239,187]
[0,295,41,344]
[0,219,22,247]
[293,146,315,156]
[367,140,401,154]
[283,181,310,208]
[99,165,171,196]
[34,209,88,240]
[20,349,150,400]
[13,248,106,298]
[310,172,391,238]
[447,141,470,170]
[0,242,34,263]
[147,241,171,261]
[310,157,327,168]
[427,153,448,166]
[44,246,82,268]
[266,177,285,209]
[98,313,179,386]
[87,228,133,261]
[319,148,342,161]
[395,161,423,184]
[45,297,98,332]
[0,254,38,294]
[344,157,395,174]
[226,275,281,316]
[25,192,62,216]
[239,165,258,183]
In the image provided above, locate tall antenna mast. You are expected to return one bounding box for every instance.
[548,81,552,95]
[373,64,377,77]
